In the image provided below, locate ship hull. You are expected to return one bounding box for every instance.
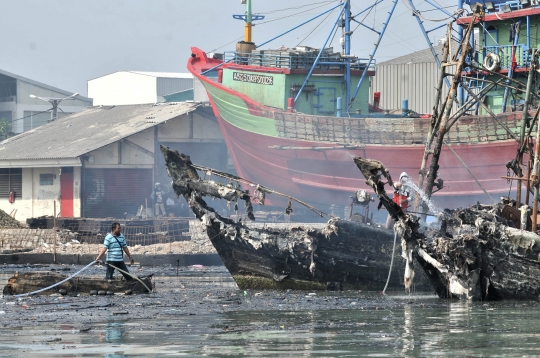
[189,48,520,209]
[161,147,432,291]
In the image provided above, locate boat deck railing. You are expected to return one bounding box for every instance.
[224,51,376,72]
[271,110,524,145]
[480,45,538,70]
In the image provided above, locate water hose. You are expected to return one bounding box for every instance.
[14,261,97,298]
[12,261,152,297]
[382,229,399,295]
[100,261,152,293]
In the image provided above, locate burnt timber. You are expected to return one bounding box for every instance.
[3,271,152,296]
[355,157,540,300]
[161,145,431,291]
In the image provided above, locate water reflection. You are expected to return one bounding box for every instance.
[400,304,414,356]
[3,297,540,356]
[104,322,125,343]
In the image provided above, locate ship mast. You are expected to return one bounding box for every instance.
[234,0,264,53]
[244,0,252,43]
[343,0,351,108]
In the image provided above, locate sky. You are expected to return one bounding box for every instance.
[0,0,460,97]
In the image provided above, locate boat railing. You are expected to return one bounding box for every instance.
[493,1,525,12]
[223,51,376,72]
[272,110,524,145]
[481,45,537,70]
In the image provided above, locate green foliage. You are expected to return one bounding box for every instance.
[0,118,13,141]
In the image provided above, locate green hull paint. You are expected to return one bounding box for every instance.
[222,68,371,116]
[223,69,287,110]
[203,81,279,137]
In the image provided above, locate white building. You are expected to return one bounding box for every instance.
[88,71,194,106]
[0,69,92,134]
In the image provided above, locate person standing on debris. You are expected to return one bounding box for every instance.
[95,222,135,281]
[151,182,167,217]
[385,172,411,229]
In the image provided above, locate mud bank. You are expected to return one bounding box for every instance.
[0,264,436,330]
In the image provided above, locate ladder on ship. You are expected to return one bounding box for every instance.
[463,73,486,115]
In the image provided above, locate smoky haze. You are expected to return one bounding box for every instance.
[0,0,455,96]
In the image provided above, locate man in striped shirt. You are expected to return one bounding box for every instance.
[96,223,135,281]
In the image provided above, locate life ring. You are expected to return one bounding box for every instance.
[483,53,500,71]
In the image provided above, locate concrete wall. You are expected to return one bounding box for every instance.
[85,128,154,169]
[158,111,223,141]
[0,167,81,222]
[88,72,157,106]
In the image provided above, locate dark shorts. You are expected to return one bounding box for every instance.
[105,260,134,281]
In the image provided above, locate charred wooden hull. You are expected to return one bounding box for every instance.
[208,218,430,291]
[3,271,152,296]
[160,146,431,291]
[412,206,540,301]
[354,156,540,301]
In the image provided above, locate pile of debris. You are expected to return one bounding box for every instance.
[416,203,540,300]
[354,156,540,301]
[0,208,23,229]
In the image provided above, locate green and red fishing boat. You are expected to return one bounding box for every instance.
[187,0,532,211]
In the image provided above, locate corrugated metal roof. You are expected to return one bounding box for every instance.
[88,71,194,82]
[128,71,193,79]
[0,102,199,161]
[379,44,446,65]
[378,40,460,66]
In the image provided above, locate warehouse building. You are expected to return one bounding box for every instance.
[0,102,227,221]
[0,69,92,134]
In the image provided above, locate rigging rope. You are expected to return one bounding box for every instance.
[400,0,464,22]
[382,228,400,295]
[296,6,337,46]
[255,1,338,15]
[190,164,331,219]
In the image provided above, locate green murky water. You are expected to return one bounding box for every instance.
[1,297,540,357]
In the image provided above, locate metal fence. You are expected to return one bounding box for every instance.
[0,219,195,252]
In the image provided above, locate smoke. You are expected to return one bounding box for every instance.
[401,177,442,215]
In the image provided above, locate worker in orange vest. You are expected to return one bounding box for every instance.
[386,172,411,229]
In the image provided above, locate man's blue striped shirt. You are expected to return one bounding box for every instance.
[103,233,127,261]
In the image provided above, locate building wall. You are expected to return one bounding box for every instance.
[0,167,82,222]
[158,111,223,141]
[88,72,157,106]
[194,78,209,102]
[85,128,155,169]
[370,62,455,114]
[11,81,91,133]
[17,81,90,107]
[2,108,225,221]
[156,77,193,97]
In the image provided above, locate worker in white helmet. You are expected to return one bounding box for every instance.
[151,182,167,217]
[386,172,411,229]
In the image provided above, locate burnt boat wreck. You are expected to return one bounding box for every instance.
[355,157,540,301]
[3,271,152,296]
[161,145,430,291]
